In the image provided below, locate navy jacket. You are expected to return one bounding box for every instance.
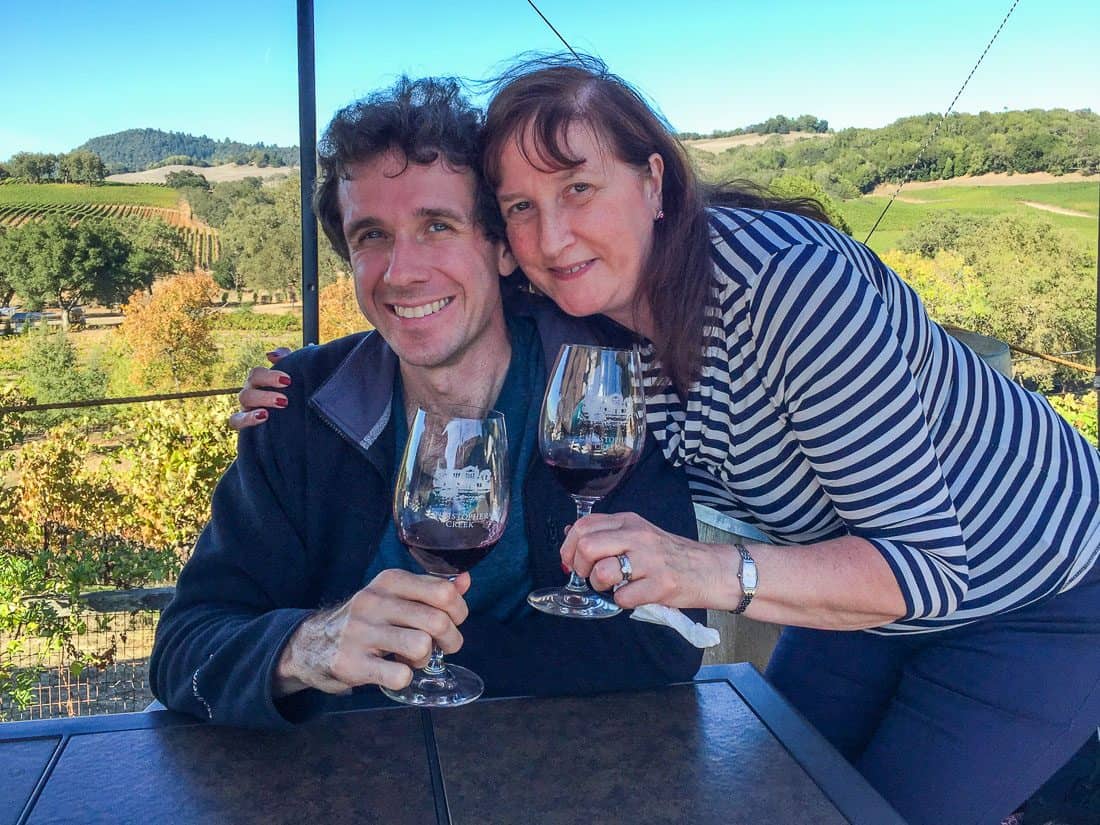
[149,291,703,728]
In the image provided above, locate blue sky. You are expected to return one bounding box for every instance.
[4,0,1098,161]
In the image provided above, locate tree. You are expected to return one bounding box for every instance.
[211,256,245,303]
[183,176,266,228]
[218,175,348,300]
[0,226,17,323]
[119,217,193,280]
[165,170,211,191]
[4,218,150,327]
[19,330,107,426]
[768,175,852,234]
[56,151,108,183]
[896,212,1096,390]
[115,272,220,390]
[7,152,58,182]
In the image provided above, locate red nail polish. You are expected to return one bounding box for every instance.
[561,562,570,574]
[275,397,288,408]
[255,409,268,420]
[278,376,292,386]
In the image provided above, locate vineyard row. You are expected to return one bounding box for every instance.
[0,202,219,269]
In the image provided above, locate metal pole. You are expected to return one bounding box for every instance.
[1094,182,1099,447]
[297,0,319,345]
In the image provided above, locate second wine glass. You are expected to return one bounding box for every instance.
[527,345,646,619]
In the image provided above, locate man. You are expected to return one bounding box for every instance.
[149,77,702,728]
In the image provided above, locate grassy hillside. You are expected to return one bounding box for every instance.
[0,181,178,208]
[838,181,1098,254]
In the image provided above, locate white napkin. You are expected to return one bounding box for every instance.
[629,603,721,648]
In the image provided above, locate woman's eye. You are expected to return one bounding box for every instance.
[570,183,591,194]
[507,201,531,216]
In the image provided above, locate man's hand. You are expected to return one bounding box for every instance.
[273,569,471,697]
[229,347,293,431]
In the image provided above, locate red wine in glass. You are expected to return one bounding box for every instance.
[382,406,509,707]
[544,450,636,502]
[404,520,503,577]
[528,345,646,619]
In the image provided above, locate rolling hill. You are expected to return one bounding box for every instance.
[75,128,298,173]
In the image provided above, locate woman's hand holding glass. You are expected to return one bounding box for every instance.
[562,511,743,612]
[526,344,646,619]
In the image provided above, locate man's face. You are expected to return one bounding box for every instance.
[339,150,512,370]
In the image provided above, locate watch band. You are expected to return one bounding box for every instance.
[732,543,757,615]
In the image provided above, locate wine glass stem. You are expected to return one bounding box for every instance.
[423,645,447,676]
[566,497,597,592]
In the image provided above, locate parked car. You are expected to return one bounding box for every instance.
[10,311,45,333]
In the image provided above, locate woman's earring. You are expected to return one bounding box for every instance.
[654,209,665,222]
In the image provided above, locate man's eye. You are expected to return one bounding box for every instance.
[507,201,531,216]
[570,183,591,194]
[428,221,451,233]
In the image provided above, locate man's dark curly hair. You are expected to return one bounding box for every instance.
[314,76,504,262]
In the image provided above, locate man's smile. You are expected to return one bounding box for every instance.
[390,297,454,319]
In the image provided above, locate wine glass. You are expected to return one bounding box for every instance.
[381,406,509,707]
[527,345,646,619]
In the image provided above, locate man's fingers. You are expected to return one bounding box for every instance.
[328,649,413,692]
[347,589,466,653]
[366,570,470,625]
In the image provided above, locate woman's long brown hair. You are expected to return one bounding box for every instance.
[482,54,831,395]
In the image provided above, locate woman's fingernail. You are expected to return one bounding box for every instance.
[275,397,288,408]
[560,562,570,574]
[278,375,292,386]
[255,409,268,421]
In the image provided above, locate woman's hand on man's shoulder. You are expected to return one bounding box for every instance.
[229,347,294,431]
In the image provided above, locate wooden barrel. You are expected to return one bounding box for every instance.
[944,326,1013,379]
[695,505,783,671]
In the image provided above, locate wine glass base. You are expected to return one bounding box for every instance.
[380,664,483,707]
[527,586,622,619]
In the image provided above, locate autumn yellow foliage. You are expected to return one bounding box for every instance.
[116,273,220,391]
[319,275,372,343]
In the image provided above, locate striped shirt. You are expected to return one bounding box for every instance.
[642,207,1100,634]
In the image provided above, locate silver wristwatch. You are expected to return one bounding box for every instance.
[732,543,757,615]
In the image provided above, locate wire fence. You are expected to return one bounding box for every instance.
[0,609,161,722]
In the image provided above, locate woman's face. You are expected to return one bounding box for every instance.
[495,122,663,334]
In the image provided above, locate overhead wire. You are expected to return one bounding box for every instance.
[864,0,1023,243]
[524,0,581,60]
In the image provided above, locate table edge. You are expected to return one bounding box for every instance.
[696,663,907,825]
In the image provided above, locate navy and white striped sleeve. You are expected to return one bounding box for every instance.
[749,242,969,620]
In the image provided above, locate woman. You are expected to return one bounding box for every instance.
[239,57,1099,825]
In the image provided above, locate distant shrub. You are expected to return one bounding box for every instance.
[211,307,300,332]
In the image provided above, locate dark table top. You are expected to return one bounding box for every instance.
[0,664,904,825]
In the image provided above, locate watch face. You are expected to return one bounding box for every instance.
[739,547,758,591]
[742,561,758,591]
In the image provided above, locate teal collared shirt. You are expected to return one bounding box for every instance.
[365,316,544,623]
